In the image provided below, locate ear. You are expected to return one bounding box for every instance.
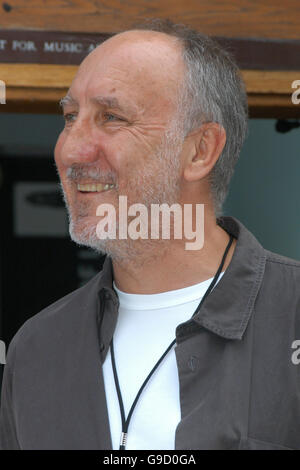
[183,122,226,182]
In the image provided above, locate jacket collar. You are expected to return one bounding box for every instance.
[96,216,267,344]
[190,216,267,340]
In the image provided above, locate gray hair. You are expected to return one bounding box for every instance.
[130,19,249,217]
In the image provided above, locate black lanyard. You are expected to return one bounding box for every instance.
[110,233,234,450]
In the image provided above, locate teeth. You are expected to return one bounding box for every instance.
[77,183,115,192]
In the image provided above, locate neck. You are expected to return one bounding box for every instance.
[112,213,236,294]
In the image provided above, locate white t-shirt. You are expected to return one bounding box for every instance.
[102,273,224,450]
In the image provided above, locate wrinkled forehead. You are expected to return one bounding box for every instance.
[69,31,184,116]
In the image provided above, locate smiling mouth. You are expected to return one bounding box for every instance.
[77,183,116,193]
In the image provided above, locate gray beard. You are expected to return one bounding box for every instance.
[59,127,183,263]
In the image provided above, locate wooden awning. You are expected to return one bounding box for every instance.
[1,64,299,118]
[0,0,299,117]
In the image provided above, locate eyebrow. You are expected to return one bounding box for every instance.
[59,94,136,114]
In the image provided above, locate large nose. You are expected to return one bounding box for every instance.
[57,115,101,167]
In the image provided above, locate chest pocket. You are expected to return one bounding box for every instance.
[239,437,295,450]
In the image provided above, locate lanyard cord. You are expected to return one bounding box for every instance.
[110,234,234,450]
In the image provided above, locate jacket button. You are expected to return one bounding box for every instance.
[100,343,105,352]
[188,355,199,371]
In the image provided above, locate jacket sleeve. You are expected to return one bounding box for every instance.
[0,338,21,450]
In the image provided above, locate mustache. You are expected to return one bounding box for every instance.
[65,164,117,185]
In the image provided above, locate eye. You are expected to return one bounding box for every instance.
[103,112,124,123]
[63,113,77,124]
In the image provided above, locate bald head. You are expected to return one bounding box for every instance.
[69,29,185,125]
[90,28,184,86]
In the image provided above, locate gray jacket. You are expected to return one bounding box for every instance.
[1,216,300,450]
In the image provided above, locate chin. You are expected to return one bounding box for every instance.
[69,217,99,248]
[68,217,144,262]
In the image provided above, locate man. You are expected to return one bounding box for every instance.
[0,19,300,450]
